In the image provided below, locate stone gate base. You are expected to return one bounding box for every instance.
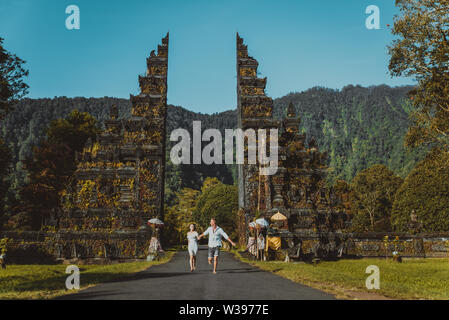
[0,230,153,264]
[266,230,449,261]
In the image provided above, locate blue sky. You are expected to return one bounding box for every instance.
[0,0,413,114]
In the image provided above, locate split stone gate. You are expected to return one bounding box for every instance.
[1,33,448,261]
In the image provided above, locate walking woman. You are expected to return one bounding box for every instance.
[187,223,199,272]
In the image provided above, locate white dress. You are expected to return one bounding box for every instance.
[187,231,199,256]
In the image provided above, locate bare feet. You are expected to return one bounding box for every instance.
[213,271,217,274]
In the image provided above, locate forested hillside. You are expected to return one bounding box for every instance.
[274,85,427,182]
[1,84,426,202]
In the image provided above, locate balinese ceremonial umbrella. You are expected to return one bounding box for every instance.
[255,218,269,228]
[148,218,164,227]
[270,212,288,229]
[270,212,287,221]
[248,221,257,229]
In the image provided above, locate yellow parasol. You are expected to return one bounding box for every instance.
[270,212,287,221]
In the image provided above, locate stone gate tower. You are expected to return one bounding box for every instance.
[236,33,346,253]
[236,33,279,214]
[61,33,169,234]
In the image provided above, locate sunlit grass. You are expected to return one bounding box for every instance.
[234,252,449,300]
[0,252,174,299]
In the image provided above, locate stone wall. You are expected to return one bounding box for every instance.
[0,229,153,263]
[267,230,449,261]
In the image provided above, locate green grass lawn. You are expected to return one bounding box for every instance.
[235,252,449,300]
[0,252,174,299]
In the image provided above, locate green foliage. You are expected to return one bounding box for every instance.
[1,85,427,212]
[164,187,200,246]
[0,36,27,227]
[2,98,236,206]
[17,142,75,229]
[0,139,11,182]
[349,164,403,232]
[274,85,427,184]
[164,157,183,207]
[391,148,449,232]
[0,37,29,120]
[164,177,238,245]
[237,253,449,300]
[0,256,173,299]
[0,138,11,228]
[10,111,100,230]
[200,176,221,193]
[0,237,9,255]
[46,109,101,152]
[332,179,353,213]
[388,0,449,151]
[193,178,238,239]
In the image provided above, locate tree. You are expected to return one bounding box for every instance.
[194,179,238,239]
[164,188,200,245]
[1,87,424,200]
[350,165,403,232]
[200,176,221,194]
[16,110,100,230]
[391,148,449,231]
[163,177,238,246]
[0,139,11,228]
[333,179,354,214]
[0,37,29,120]
[164,152,183,207]
[0,37,28,228]
[388,0,449,152]
[47,109,101,152]
[19,142,75,229]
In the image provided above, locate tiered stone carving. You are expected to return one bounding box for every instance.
[236,33,279,216]
[61,33,169,233]
[236,34,346,254]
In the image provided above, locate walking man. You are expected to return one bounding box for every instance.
[198,218,236,274]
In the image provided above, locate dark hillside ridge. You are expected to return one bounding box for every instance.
[1,85,426,196]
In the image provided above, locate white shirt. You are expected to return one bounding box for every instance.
[203,226,229,248]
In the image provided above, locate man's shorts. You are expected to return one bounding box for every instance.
[208,246,220,258]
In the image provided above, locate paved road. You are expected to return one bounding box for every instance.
[61,246,335,300]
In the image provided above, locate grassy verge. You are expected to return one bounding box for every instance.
[234,251,449,300]
[0,251,174,299]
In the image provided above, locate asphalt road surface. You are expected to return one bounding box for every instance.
[61,246,335,300]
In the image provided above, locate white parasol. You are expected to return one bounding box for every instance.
[255,218,269,228]
[148,218,164,226]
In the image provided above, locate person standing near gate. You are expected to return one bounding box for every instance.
[0,252,6,269]
[258,233,265,261]
[198,218,236,274]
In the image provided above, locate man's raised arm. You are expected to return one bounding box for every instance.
[221,229,236,247]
